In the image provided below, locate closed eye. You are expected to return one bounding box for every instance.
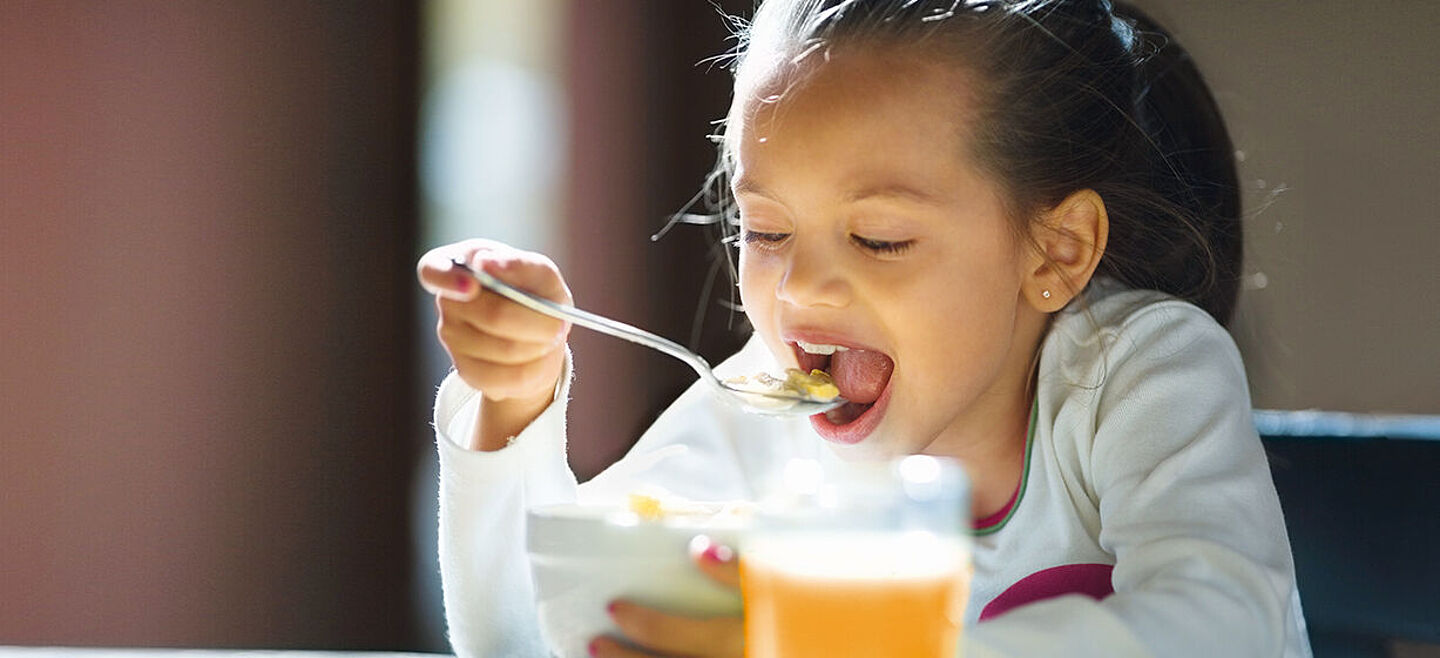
[851,234,915,255]
[741,230,790,247]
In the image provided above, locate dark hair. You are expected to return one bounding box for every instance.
[681,0,1241,325]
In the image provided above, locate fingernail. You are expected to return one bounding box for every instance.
[456,277,471,293]
[606,600,619,615]
[588,638,600,657]
[703,543,735,564]
[689,533,735,563]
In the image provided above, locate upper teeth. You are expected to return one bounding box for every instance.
[797,340,849,355]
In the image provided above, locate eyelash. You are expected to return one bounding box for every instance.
[739,230,915,256]
[740,230,788,246]
[851,235,915,255]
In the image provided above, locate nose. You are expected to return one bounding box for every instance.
[775,236,850,309]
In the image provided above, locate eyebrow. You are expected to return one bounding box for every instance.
[843,182,944,205]
[730,177,770,198]
[732,178,945,206]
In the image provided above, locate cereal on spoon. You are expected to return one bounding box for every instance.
[725,368,840,403]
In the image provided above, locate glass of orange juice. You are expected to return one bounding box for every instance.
[741,456,972,658]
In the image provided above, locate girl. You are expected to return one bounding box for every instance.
[417,0,1311,656]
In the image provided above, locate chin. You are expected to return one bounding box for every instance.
[821,433,905,461]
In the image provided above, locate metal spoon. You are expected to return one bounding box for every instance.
[449,258,846,417]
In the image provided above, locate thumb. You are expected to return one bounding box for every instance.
[689,534,740,591]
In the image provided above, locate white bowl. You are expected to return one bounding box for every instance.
[527,503,747,658]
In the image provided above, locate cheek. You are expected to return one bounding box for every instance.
[737,253,787,349]
[736,249,775,313]
[884,261,1021,378]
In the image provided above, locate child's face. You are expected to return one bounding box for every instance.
[733,50,1045,457]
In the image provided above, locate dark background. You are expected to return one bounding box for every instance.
[2,1,423,648]
[0,0,750,650]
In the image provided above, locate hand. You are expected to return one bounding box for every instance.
[591,535,743,658]
[417,239,572,450]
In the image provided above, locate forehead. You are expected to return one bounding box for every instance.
[744,47,973,130]
[732,48,985,195]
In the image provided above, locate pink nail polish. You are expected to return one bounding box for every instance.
[456,277,471,293]
[606,601,618,615]
[588,638,600,657]
[703,543,735,564]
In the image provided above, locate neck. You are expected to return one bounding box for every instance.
[922,304,1049,522]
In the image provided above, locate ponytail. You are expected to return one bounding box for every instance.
[1110,1,1242,324]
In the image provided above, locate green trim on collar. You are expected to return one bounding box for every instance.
[973,396,1037,537]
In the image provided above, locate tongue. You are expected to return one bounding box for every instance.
[829,349,894,404]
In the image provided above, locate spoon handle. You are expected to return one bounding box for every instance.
[450,258,715,381]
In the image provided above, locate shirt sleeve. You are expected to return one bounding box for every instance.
[967,302,1308,657]
[434,351,578,658]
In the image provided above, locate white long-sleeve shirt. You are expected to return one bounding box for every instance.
[434,283,1312,657]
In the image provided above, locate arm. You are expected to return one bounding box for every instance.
[967,303,1308,657]
[419,239,577,657]
[435,356,577,658]
[435,335,799,658]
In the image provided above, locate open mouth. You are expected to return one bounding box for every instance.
[792,340,895,431]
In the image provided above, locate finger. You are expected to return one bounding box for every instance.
[432,298,561,364]
[588,635,658,658]
[437,313,560,366]
[475,250,573,307]
[450,348,565,402]
[418,239,572,305]
[438,292,569,344]
[417,246,481,301]
[689,535,741,591]
[608,600,743,658]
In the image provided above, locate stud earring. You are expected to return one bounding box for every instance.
[1041,289,1052,299]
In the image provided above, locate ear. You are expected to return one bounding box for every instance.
[1022,189,1109,312]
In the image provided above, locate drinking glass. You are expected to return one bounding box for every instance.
[741,455,972,658]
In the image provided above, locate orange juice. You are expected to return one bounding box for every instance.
[741,532,971,658]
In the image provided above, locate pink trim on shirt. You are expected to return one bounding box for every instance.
[972,478,1021,530]
[979,563,1116,621]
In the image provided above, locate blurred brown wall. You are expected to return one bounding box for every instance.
[1,1,422,648]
